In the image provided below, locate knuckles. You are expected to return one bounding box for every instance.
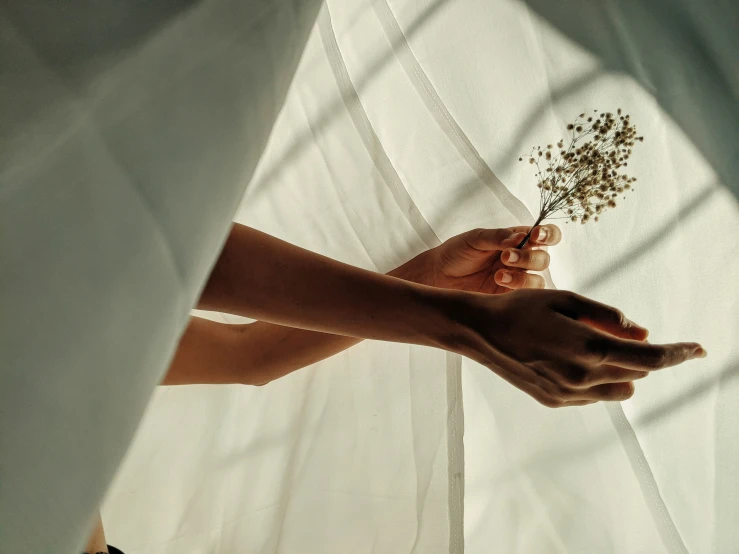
[562,366,591,387]
[583,337,611,365]
[610,308,627,328]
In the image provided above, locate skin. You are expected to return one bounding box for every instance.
[174,223,704,407]
[163,224,557,387]
[88,222,705,549]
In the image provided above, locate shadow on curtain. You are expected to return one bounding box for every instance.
[250,0,454,202]
[491,355,739,488]
[519,0,739,202]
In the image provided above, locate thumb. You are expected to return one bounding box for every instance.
[464,228,528,251]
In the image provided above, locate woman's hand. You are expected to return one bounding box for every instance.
[190,223,706,400]
[393,225,560,294]
[443,288,706,407]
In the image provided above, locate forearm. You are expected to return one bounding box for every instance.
[163,319,360,385]
[198,224,452,347]
[166,258,432,385]
[163,225,448,386]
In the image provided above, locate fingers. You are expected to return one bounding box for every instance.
[485,356,645,409]
[535,363,646,406]
[504,224,562,247]
[535,382,636,408]
[553,291,649,340]
[537,377,639,407]
[556,362,649,388]
[501,248,550,271]
[465,224,561,251]
[494,268,546,289]
[463,228,527,251]
[593,337,706,371]
[557,313,706,371]
[529,224,562,247]
[563,399,598,407]
[592,366,649,384]
[580,382,636,402]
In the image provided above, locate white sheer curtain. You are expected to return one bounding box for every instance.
[2,0,737,553]
[0,2,324,552]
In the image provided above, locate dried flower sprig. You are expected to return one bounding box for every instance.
[514,109,644,249]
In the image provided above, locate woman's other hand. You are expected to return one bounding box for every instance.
[442,288,706,407]
[392,225,561,294]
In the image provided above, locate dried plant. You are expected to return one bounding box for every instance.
[514,109,644,248]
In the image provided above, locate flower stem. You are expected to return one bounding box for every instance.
[487,212,547,276]
[517,213,546,249]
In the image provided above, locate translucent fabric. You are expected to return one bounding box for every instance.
[2,1,738,553]
[0,2,324,552]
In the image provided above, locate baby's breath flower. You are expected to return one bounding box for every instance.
[517,110,642,238]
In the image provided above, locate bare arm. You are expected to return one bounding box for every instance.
[161,318,357,385]
[196,224,453,346]
[164,223,704,405]
[163,223,555,386]
[163,237,437,385]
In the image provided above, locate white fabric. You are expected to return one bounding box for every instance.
[2,1,738,553]
[0,2,323,552]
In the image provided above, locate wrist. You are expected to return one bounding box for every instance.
[409,285,479,354]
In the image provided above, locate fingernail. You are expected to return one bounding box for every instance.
[537,228,548,241]
[500,272,512,283]
[506,250,519,263]
[694,347,707,358]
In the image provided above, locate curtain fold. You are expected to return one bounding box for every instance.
[2,1,737,553]
[101,0,739,551]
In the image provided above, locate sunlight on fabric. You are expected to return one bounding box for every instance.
[2,0,730,552]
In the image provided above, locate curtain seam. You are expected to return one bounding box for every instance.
[371,0,531,225]
[366,5,690,553]
[370,0,554,292]
[318,4,440,251]
[606,403,690,554]
[445,352,465,554]
[319,7,466,553]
